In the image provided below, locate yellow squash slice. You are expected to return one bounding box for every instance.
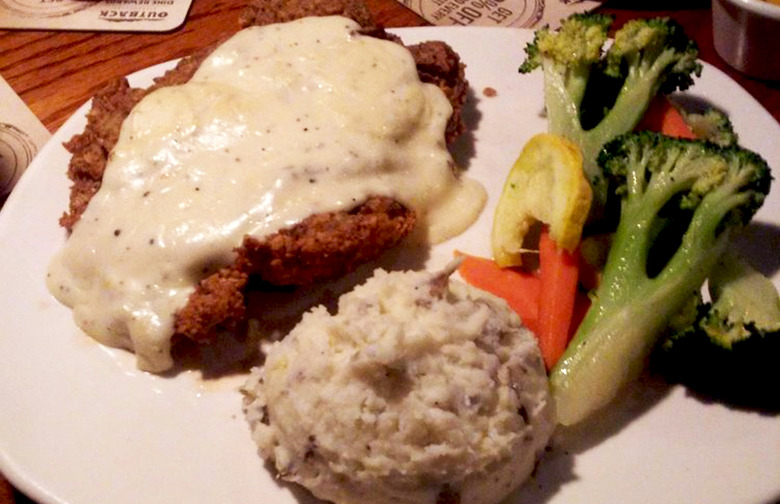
[491,133,592,267]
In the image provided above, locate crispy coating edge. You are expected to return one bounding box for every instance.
[174,196,415,343]
[239,0,376,28]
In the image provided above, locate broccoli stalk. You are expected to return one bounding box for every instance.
[653,251,780,411]
[520,14,702,209]
[549,132,772,425]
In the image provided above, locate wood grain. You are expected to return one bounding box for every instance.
[0,0,777,502]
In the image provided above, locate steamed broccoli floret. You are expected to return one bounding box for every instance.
[654,251,780,411]
[548,132,772,425]
[520,14,702,208]
[682,107,738,147]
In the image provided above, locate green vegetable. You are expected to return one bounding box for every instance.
[653,251,780,411]
[520,14,702,209]
[549,131,772,425]
[681,107,739,147]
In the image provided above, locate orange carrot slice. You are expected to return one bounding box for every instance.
[537,230,581,370]
[637,96,696,139]
[455,251,541,334]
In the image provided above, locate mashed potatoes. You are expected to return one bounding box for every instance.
[242,265,555,504]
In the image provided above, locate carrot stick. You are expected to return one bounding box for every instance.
[637,96,697,139]
[537,230,581,370]
[455,251,541,333]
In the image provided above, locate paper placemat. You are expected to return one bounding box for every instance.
[399,0,601,28]
[0,0,193,32]
[0,76,51,197]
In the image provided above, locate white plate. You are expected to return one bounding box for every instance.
[1,26,779,504]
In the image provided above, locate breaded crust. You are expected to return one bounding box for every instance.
[239,0,376,28]
[174,196,415,343]
[59,0,468,344]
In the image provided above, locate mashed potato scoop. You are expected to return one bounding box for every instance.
[242,264,555,504]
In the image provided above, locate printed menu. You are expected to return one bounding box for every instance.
[398,0,600,28]
[0,0,193,32]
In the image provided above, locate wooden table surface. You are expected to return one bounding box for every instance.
[0,0,778,503]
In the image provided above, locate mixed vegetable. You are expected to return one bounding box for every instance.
[518,13,701,212]
[654,251,780,411]
[553,132,770,424]
[459,13,777,425]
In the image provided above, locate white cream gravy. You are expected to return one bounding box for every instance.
[47,16,486,372]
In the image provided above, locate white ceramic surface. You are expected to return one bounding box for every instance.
[712,0,780,80]
[0,26,779,504]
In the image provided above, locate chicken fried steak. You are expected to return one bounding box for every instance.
[54,1,473,360]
